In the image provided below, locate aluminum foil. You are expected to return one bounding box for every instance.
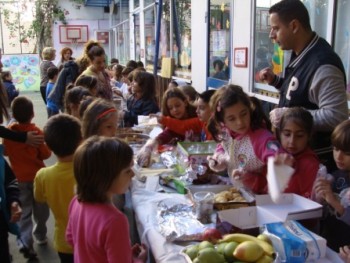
[156,198,207,242]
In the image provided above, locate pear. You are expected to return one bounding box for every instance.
[197,247,226,263]
[185,245,199,260]
[224,241,239,262]
[233,240,264,262]
[216,242,228,254]
[198,240,214,250]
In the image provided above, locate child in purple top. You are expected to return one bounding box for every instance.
[66,136,147,263]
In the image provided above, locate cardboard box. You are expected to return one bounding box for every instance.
[218,193,323,230]
[187,184,255,210]
[177,141,217,166]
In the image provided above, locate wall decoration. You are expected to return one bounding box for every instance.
[234,47,248,68]
[2,54,40,91]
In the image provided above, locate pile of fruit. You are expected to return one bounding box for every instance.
[214,187,246,203]
[183,233,275,263]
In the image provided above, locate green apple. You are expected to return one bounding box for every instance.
[185,245,199,260]
[198,240,214,250]
[197,247,226,263]
[224,241,239,262]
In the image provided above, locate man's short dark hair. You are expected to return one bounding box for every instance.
[269,0,311,31]
[44,114,82,157]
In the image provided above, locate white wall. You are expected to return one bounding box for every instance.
[191,0,208,92]
[231,0,253,94]
[53,1,110,64]
[58,0,109,20]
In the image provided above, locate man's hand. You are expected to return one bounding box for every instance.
[258,67,275,84]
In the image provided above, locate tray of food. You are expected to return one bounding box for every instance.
[117,133,150,144]
[187,185,255,210]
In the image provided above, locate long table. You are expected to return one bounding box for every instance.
[130,173,343,263]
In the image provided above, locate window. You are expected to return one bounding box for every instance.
[158,0,191,79]
[145,6,156,69]
[115,21,130,65]
[334,0,350,98]
[0,1,36,54]
[134,13,141,61]
[208,0,231,82]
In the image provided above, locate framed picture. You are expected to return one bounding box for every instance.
[234,47,248,67]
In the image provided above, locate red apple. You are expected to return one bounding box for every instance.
[202,228,222,243]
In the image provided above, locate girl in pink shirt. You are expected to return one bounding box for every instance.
[207,85,293,194]
[66,136,147,263]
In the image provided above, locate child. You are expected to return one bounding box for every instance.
[179,85,198,105]
[34,114,82,263]
[64,86,92,119]
[155,89,216,141]
[46,66,60,117]
[277,107,319,198]
[168,80,178,89]
[313,119,350,251]
[0,149,22,263]
[121,71,159,127]
[81,98,118,139]
[66,136,147,263]
[1,71,19,106]
[3,96,51,259]
[207,84,290,194]
[137,87,199,167]
[74,75,98,96]
[110,64,124,88]
[40,47,56,104]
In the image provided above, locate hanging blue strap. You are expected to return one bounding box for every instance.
[0,145,20,237]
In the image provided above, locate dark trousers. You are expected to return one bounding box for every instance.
[40,85,47,105]
[58,252,74,263]
[0,212,11,263]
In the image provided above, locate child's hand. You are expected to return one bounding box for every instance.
[136,146,153,167]
[274,153,295,167]
[132,243,148,263]
[26,131,44,147]
[314,178,336,203]
[207,153,228,172]
[149,113,163,123]
[339,245,350,263]
[269,107,288,128]
[10,202,21,223]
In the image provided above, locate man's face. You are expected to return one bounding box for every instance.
[269,13,295,51]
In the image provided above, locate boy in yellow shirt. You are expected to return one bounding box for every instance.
[34,114,82,263]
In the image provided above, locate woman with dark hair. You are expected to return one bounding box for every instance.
[57,47,74,72]
[80,46,113,100]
